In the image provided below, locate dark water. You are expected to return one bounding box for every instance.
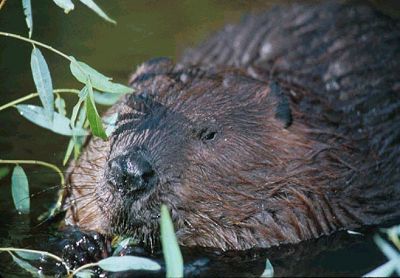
[0,0,390,276]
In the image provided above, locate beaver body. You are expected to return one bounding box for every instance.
[64,1,400,250]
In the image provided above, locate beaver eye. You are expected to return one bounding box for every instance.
[199,128,217,142]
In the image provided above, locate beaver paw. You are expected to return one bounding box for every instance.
[50,227,111,270]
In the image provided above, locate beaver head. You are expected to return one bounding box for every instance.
[64,58,344,250]
[106,57,304,248]
[65,56,398,250]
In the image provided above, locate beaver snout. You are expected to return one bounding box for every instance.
[106,150,158,196]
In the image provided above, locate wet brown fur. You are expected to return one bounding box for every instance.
[64,1,400,250]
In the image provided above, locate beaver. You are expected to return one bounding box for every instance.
[63,1,400,252]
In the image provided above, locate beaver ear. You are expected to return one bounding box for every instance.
[129,57,174,85]
[269,81,293,128]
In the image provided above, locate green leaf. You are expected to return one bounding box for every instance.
[76,100,87,129]
[260,259,274,277]
[11,166,30,214]
[75,269,95,278]
[97,256,161,272]
[63,138,75,166]
[104,112,118,137]
[112,237,137,256]
[15,251,43,261]
[94,91,123,106]
[67,87,88,163]
[55,95,67,116]
[73,135,85,160]
[374,235,399,261]
[387,226,400,250]
[71,106,88,159]
[31,47,54,121]
[52,0,74,13]
[160,204,184,278]
[70,86,88,128]
[78,0,116,24]
[384,225,400,237]
[69,57,133,94]
[363,259,398,277]
[85,81,107,139]
[22,0,33,38]
[17,104,87,136]
[0,167,10,180]
[10,253,41,277]
[374,235,400,274]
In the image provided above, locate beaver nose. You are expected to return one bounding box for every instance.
[107,152,157,194]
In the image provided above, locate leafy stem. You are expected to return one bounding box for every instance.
[0,89,80,112]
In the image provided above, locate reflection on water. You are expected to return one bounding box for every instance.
[0,0,388,276]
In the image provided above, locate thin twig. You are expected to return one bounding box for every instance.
[0,159,65,187]
[0,89,80,112]
[70,262,99,277]
[0,32,72,61]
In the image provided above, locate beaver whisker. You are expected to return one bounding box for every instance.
[63,197,96,211]
[68,184,97,189]
[66,190,97,202]
[29,184,65,195]
[70,195,100,211]
[68,180,98,186]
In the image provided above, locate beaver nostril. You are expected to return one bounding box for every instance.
[141,167,156,184]
[131,157,156,187]
[107,152,157,194]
